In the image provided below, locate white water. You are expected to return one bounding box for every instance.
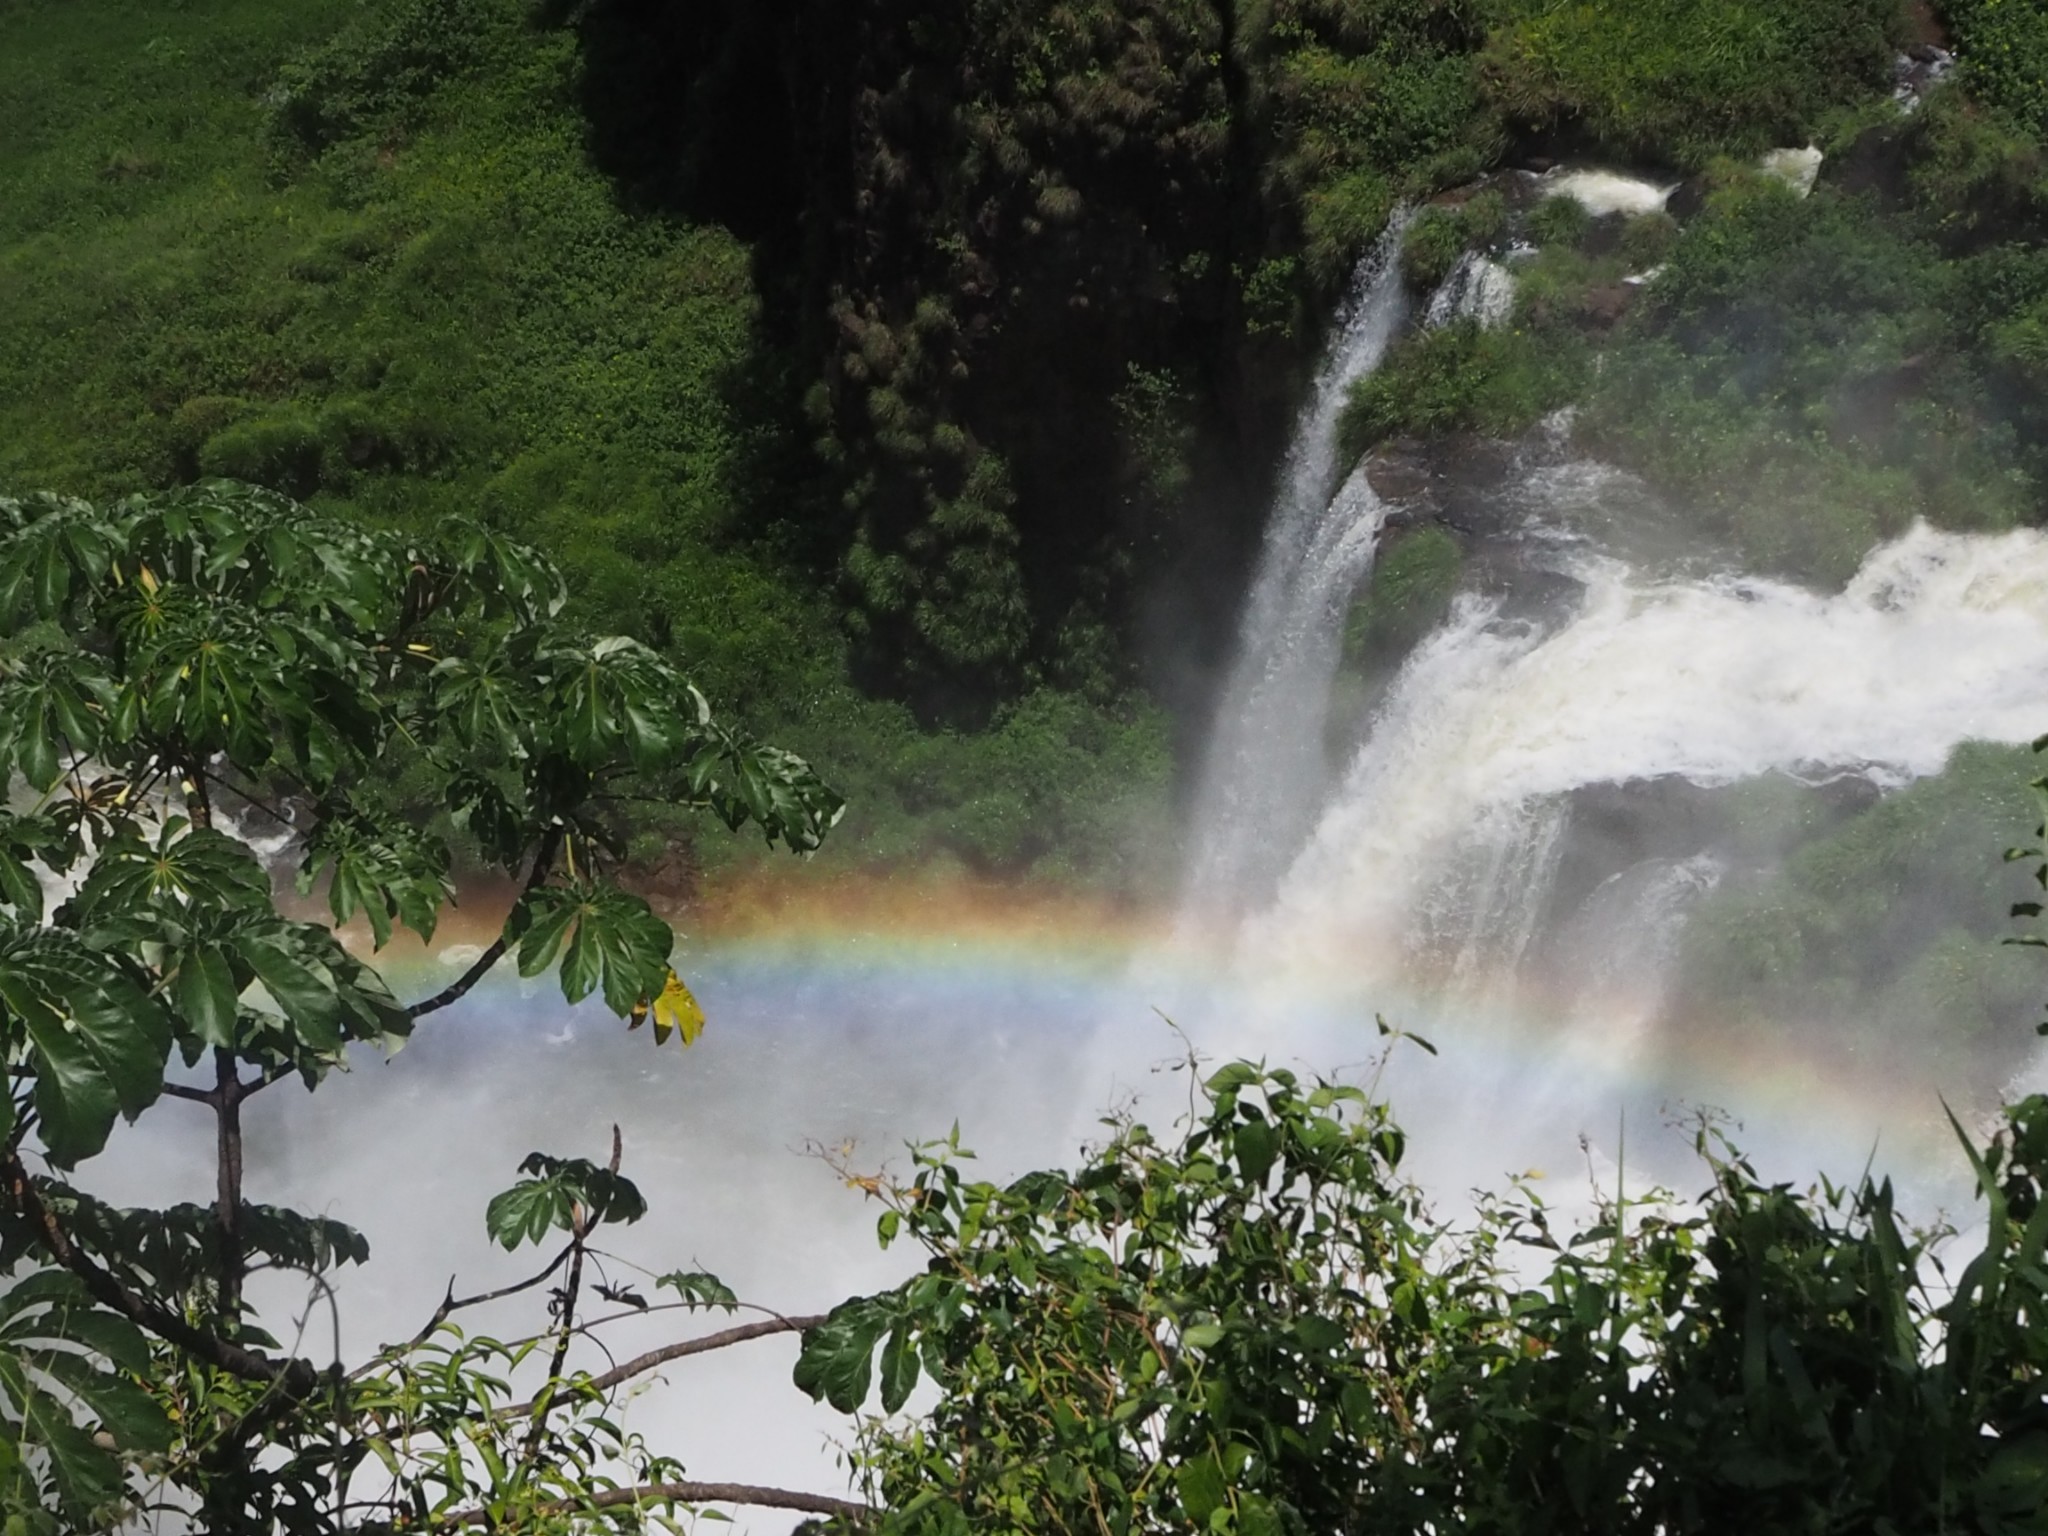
[1182,214,1411,906]
[1258,524,2048,979]
[1426,250,1516,329]
[1539,168,1676,217]
[70,199,2048,1533]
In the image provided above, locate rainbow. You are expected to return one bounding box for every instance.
[340,866,2005,1211]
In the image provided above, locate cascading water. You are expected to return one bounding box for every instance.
[1424,249,1515,329]
[1182,213,1412,910]
[1256,522,2048,987]
[75,190,2048,1536]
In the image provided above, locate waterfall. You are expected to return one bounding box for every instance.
[1425,250,1515,330]
[1182,213,1412,912]
[1252,523,2048,986]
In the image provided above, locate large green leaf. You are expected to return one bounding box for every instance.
[483,1152,647,1251]
[298,809,453,950]
[173,944,240,1049]
[0,1270,171,1527]
[0,931,168,1166]
[64,821,271,925]
[512,880,674,1016]
[793,1298,897,1414]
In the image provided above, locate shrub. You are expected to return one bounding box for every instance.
[1480,0,1902,167]
[1401,205,1471,289]
[1676,741,2043,1055]
[1302,168,1397,285]
[196,412,327,496]
[1945,0,2048,140]
[1339,319,1590,456]
[1460,186,1510,246]
[267,0,492,156]
[1343,524,1465,670]
[1527,192,1594,248]
[1620,208,1680,266]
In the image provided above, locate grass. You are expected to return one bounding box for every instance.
[1341,525,1465,673]
[1481,0,1903,168]
[1338,318,1589,457]
[0,0,1173,889]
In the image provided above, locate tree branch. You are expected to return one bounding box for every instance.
[521,1127,617,1459]
[351,1242,579,1382]
[498,1314,826,1418]
[239,1059,302,1102]
[0,1149,317,1396]
[161,1082,214,1105]
[403,826,561,1021]
[436,1479,869,1526]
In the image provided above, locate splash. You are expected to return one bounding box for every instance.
[1425,250,1516,329]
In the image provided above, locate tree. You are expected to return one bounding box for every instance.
[0,481,857,1531]
[801,1040,2048,1534]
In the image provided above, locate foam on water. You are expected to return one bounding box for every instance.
[1540,168,1677,217]
[1262,523,2048,979]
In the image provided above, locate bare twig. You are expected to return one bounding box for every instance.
[351,1243,578,1382]
[404,827,561,1021]
[435,1479,869,1525]
[497,1314,827,1419]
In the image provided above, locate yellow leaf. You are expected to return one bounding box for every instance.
[647,969,706,1047]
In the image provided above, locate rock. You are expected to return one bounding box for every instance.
[1364,441,1439,510]
[1665,176,1710,221]
[1579,283,1634,327]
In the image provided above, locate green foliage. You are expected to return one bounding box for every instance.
[0,1272,169,1531]
[0,0,1171,881]
[1481,0,1902,168]
[805,1053,2048,1533]
[1619,208,1680,267]
[1678,743,2043,1054]
[1401,206,1474,290]
[1945,0,2048,141]
[1340,319,1589,455]
[0,483,837,1526]
[485,1152,647,1250]
[1527,191,1595,249]
[1342,525,1466,672]
[267,0,490,156]
[1582,174,2035,584]
[770,688,1175,886]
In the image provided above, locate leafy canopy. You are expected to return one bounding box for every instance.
[0,479,840,1528]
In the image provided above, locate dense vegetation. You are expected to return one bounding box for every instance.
[3,0,2043,967]
[8,7,2048,1526]
[0,484,845,1529]
[0,0,1171,888]
[805,1053,2048,1535]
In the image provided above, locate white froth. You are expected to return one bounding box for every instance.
[1262,522,2048,973]
[1542,169,1676,217]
